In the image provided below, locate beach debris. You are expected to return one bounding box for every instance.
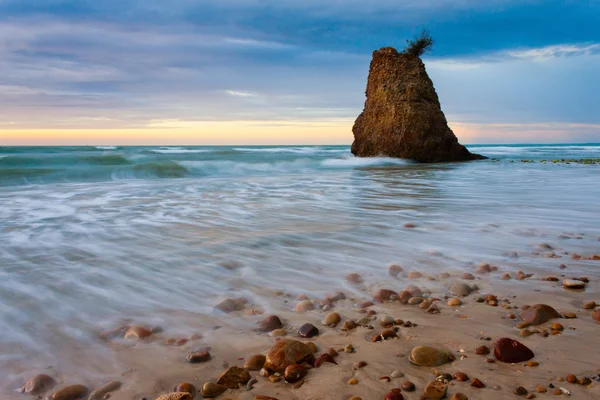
[201,382,226,398]
[284,364,307,383]
[172,383,195,398]
[186,351,211,363]
[294,300,315,313]
[215,297,248,313]
[409,346,454,366]
[216,366,251,389]
[401,381,416,391]
[155,393,192,400]
[244,354,266,371]
[563,279,587,289]
[259,315,283,332]
[424,380,448,399]
[124,325,153,340]
[298,323,319,338]
[322,312,341,326]
[471,378,486,388]
[50,385,88,400]
[388,264,403,277]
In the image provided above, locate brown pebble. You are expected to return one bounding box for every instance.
[124,326,152,340]
[424,381,447,399]
[448,298,462,306]
[380,376,392,382]
[526,394,536,399]
[244,354,266,371]
[486,358,495,363]
[578,377,592,385]
[409,271,423,279]
[552,388,562,395]
[471,378,485,388]
[401,381,415,392]
[516,321,531,329]
[527,361,539,367]
[18,374,57,395]
[562,311,577,319]
[566,374,577,384]
[450,394,468,400]
[187,351,211,363]
[298,323,319,338]
[462,273,475,280]
[345,273,363,284]
[259,315,283,332]
[354,361,367,369]
[514,386,528,395]
[454,372,469,382]
[551,323,564,331]
[501,273,511,280]
[348,377,358,385]
[583,301,596,309]
[389,264,404,277]
[51,385,89,400]
[284,364,307,383]
[536,385,548,393]
[475,345,490,355]
[173,383,196,398]
[384,392,404,400]
[254,396,279,400]
[593,309,600,322]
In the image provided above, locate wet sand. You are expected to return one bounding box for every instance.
[6,241,600,400]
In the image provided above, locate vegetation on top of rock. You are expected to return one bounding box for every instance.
[402,29,434,57]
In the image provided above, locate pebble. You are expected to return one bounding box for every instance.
[259,315,283,332]
[477,263,492,274]
[254,396,279,400]
[563,279,586,289]
[391,370,405,378]
[344,344,354,353]
[17,374,56,395]
[314,353,338,368]
[246,378,258,391]
[401,381,416,391]
[216,366,251,389]
[328,348,339,358]
[454,372,469,381]
[342,320,358,331]
[551,323,564,331]
[583,301,597,309]
[536,385,548,393]
[520,329,534,337]
[155,393,193,400]
[389,264,404,277]
[410,346,454,367]
[284,364,308,383]
[408,297,424,305]
[187,351,211,363]
[172,383,195,398]
[322,312,341,326]
[527,361,539,367]
[514,386,528,395]
[475,345,490,355]
[294,300,315,313]
[354,361,367,369]
[348,377,358,385]
[566,374,577,384]
[562,311,577,319]
[264,340,315,373]
[215,297,248,313]
[471,378,485,388]
[306,342,318,353]
[405,285,423,297]
[409,271,423,279]
[516,321,532,329]
[552,388,562,395]
[593,309,600,322]
[424,381,448,399]
[89,381,122,400]
[345,273,363,284]
[450,282,474,297]
[578,377,592,385]
[271,328,287,337]
[520,304,561,325]
[124,326,153,340]
[50,385,89,400]
[298,323,319,338]
[448,298,462,306]
[494,338,534,363]
[385,392,404,400]
[462,273,475,280]
[380,315,395,326]
[501,273,512,280]
[450,394,468,400]
[244,354,266,371]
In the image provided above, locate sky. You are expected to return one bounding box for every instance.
[0,0,599,145]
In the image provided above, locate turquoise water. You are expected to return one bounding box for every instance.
[0,144,599,391]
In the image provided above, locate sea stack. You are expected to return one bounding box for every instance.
[351,47,486,163]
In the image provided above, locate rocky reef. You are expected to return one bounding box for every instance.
[351,47,486,163]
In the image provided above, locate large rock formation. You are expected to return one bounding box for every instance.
[351,47,485,163]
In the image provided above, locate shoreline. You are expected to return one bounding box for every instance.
[6,242,600,400]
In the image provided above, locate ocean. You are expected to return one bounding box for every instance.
[1,144,599,394]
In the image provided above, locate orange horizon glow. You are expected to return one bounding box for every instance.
[1,120,599,146]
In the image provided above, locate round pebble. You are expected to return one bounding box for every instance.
[448,298,462,306]
[401,381,415,391]
[322,312,341,326]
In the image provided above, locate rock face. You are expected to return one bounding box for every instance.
[351,47,485,163]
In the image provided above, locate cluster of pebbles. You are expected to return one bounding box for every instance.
[12,244,600,400]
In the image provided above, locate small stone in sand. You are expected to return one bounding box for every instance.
[520,304,561,325]
[389,264,403,277]
[18,374,56,395]
[424,381,448,399]
[450,282,474,297]
[244,354,266,371]
[271,328,287,337]
[527,361,539,367]
[520,329,534,337]
[294,300,315,313]
[254,396,279,400]
[172,383,196,398]
[401,381,416,391]
[408,297,424,305]
[501,273,512,280]
[298,323,319,338]
[124,326,153,340]
[475,345,490,355]
[409,271,422,279]
[187,351,211,363]
[354,361,367,369]
[284,364,307,383]
[593,309,600,322]
[562,311,577,319]
[462,273,475,280]
[471,378,485,388]
[405,285,423,297]
[494,338,534,363]
[454,372,469,381]
[536,385,547,393]
[566,374,577,384]
[391,370,404,378]
[380,315,395,326]
[563,279,586,289]
[215,297,248,313]
[259,315,283,332]
[264,340,315,373]
[551,323,564,331]
[50,385,89,400]
[410,346,454,367]
[344,344,354,353]
[155,393,192,400]
[345,273,363,284]
[322,312,341,326]
[348,377,358,385]
[516,321,532,329]
[514,386,528,395]
[450,394,468,400]
[448,298,462,306]
[88,381,122,400]
[217,366,251,389]
[384,392,404,400]
[583,301,597,309]
[314,353,337,368]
